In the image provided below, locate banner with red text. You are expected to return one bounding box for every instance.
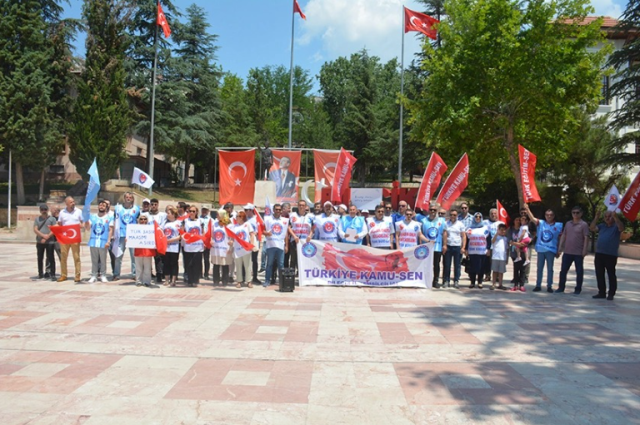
[619,171,640,221]
[298,240,433,288]
[268,150,301,203]
[518,145,541,203]
[313,149,340,202]
[415,152,448,210]
[436,153,469,210]
[331,148,357,202]
[219,149,256,205]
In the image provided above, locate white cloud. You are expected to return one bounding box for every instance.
[590,0,624,19]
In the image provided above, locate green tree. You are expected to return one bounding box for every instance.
[219,73,258,148]
[68,0,132,182]
[408,0,609,206]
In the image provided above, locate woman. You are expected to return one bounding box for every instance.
[182,205,205,287]
[229,211,256,288]
[465,212,490,289]
[211,210,233,286]
[508,217,523,289]
[163,206,182,287]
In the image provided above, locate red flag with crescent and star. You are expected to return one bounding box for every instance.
[154,222,167,255]
[294,0,306,20]
[219,149,256,205]
[50,224,82,244]
[202,220,212,249]
[496,199,510,226]
[157,2,171,38]
[404,7,439,40]
[313,149,340,203]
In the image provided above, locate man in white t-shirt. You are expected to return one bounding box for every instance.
[367,205,394,249]
[56,196,84,282]
[264,203,289,287]
[308,201,340,242]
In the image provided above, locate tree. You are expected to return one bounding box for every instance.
[219,73,258,148]
[408,0,609,207]
[68,0,132,182]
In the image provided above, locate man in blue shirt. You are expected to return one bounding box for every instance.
[590,210,624,300]
[421,203,448,288]
[524,204,563,293]
[84,199,114,283]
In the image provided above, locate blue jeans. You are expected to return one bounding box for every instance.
[265,247,284,286]
[536,250,556,288]
[558,253,584,291]
[443,245,462,283]
[113,237,136,277]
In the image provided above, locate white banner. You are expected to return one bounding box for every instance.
[350,188,383,212]
[125,224,156,248]
[297,240,433,288]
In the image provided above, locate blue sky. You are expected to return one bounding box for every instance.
[62,0,627,94]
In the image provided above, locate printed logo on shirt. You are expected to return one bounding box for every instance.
[369,221,375,228]
[237,230,248,241]
[291,216,297,223]
[323,221,335,233]
[426,227,438,240]
[164,228,172,237]
[213,230,225,242]
[93,221,106,236]
[541,230,553,243]
[272,223,284,235]
[122,213,135,224]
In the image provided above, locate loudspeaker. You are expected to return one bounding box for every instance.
[279,268,295,292]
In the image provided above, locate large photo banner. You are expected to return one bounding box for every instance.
[298,240,434,288]
[269,150,301,203]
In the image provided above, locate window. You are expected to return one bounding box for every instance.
[600,75,610,105]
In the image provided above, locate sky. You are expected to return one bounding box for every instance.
[62,0,627,94]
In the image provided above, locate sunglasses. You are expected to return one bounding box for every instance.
[189,210,197,213]
[429,209,437,212]
[438,213,446,216]
[385,207,392,210]
[274,208,282,211]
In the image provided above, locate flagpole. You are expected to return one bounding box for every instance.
[148,14,159,196]
[287,3,295,149]
[7,149,11,230]
[398,7,405,189]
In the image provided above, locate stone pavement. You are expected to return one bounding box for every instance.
[1,242,639,425]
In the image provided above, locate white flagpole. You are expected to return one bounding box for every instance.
[148,19,159,196]
[288,3,296,149]
[398,7,405,188]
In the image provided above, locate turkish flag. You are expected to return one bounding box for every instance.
[496,199,510,227]
[254,208,265,241]
[180,228,201,244]
[404,7,439,40]
[202,220,212,249]
[294,0,306,20]
[518,145,541,203]
[50,224,82,244]
[313,149,340,203]
[157,2,171,38]
[219,149,256,205]
[154,222,167,255]
[331,148,357,203]
[225,227,254,252]
[619,170,640,221]
[415,152,448,210]
[436,153,469,210]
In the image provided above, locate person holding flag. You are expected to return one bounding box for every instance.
[56,196,84,282]
[590,210,624,300]
[84,199,114,283]
[243,204,262,286]
[181,205,205,287]
[211,210,233,286]
[523,204,563,293]
[162,206,183,287]
[113,192,141,280]
[227,210,256,288]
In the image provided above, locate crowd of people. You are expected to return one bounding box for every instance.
[33,193,624,300]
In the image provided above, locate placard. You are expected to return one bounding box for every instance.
[351,188,382,212]
[125,224,156,248]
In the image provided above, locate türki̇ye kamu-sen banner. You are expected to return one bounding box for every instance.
[297,241,434,288]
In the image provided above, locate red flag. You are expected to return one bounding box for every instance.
[313,149,340,203]
[154,222,167,255]
[50,224,82,244]
[436,153,469,210]
[225,227,254,252]
[202,220,212,249]
[404,7,439,40]
[331,148,357,203]
[254,208,265,241]
[157,2,171,38]
[518,145,541,203]
[619,170,640,221]
[293,0,306,20]
[496,199,510,227]
[415,152,448,210]
[179,228,201,244]
[219,149,256,205]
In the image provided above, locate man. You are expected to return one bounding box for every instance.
[590,210,624,300]
[337,204,348,218]
[264,204,289,287]
[46,206,61,277]
[483,208,504,282]
[103,200,116,277]
[396,207,424,248]
[524,204,563,293]
[244,204,262,285]
[199,206,212,280]
[459,202,473,229]
[393,201,408,226]
[443,208,466,289]
[312,202,322,216]
[420,203,447,288]
[143,198,167,283]
[556,206,589,294]
[269,156,296,198]
[84,199,114,283]
[34,204,57,280]
[113,192,141,280]
[177,202,189,221]
[141,198,151,214]
[308,201,340,242]
[281,202,291,218]
[56,196,84,282]
[366,205,394,250]
[288,200,313,273]
[339,205,367,244]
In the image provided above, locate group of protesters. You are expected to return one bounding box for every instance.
[34,192,624,299]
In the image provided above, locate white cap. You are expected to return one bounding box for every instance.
[339,204,347,211]
[323,201,333,207]
[142,198,150,204]
[243,203,255,210]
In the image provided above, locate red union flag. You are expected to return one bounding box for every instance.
[404,7,439,40]
[435,153,469,210]
[157,2,171,38]
[50,224,82,244]
[518,145,541,203]
[331,148,357,202]
[415,152,448,210]
[619,171,640,221]
[219,149,256,205]
[496,199,510,226]
[294,0,306,20]
[314,149,340,202]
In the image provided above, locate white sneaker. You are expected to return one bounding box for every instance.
[513,257,522,263]
[88,277,97,284]
[100,276,108,283]
[523,260,530,266]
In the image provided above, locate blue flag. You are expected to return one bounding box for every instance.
[83,158,100,221]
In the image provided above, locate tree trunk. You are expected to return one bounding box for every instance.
[504,122,525,208]
[39,168,46,201]
[16,162,25,205]
[182,148,190,188]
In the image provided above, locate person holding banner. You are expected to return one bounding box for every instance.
[133,215,155,287]
[524,204,563,293]
[590,210,624,300]
[289,200,314,274]
[420,203,447,288]
[466,213,490,289]
[339,205,368,245]
[84,199,114,284]
[162,206,182,287]
[56,196,84,283]
[443,208,466,289]
[309,201,340,243]
[367,205,395,250]
[396,208,424,249]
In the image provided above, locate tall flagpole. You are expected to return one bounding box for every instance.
[7,149,11,230]
[288,4,296,149]
[148,16,159,196]
[398,7,405,188]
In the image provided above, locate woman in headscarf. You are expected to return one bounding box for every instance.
[465,212,490,289]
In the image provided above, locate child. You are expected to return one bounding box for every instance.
[134,215,156,287]
[491,224,509,290]
[513,222,531,266]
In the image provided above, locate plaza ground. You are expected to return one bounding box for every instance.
[1,242,639,424]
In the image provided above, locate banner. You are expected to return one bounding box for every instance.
[83,158,100,221]
[126,224,156,248]
[219,149,256,205]
[297,240,433,288]
[518,145,541,203]
[132,167,154,189]
[415,152,448,210]
[605,184,621,212]
[436,153,469,210]
[331,148,357,202]
[351,188,382,211]
[268,150,301,203]
[619,171,640,221]
[313,149,340,202]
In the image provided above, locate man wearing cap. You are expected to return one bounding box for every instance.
[113,192,141,280]
[308,201,340,243]
[288,200,314,274]
[57,196,84,282]
[34,204,57,280]
[141,198,151,214]
[84,199,114,283]
[337,204,348,218]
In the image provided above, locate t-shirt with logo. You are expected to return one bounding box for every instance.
[289,212,313,241]
[230,222,253,258]
[467,226,490,256]
[141,211,167,227]
[163,220,182,253]
[182,218,204,253]
[115,205,140,238]
[535,220,563,254]
[421,216,446,252]
[396,220,421,248]
[265,216,290,250]
[314,214,340,242]
[88,214,114,248]
[210,220,230,258]
[367,217,394,248]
